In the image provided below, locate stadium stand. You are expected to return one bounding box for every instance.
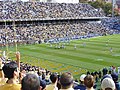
[102,17,120,32]
[1,1,119,47]
[0,1,104,20]
[0,20,108,45]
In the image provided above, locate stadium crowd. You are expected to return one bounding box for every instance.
[0,21,108,46]
[0,1,119,46]
[0,1,104,20]
[102,17,120,31]
[0,52,120,90]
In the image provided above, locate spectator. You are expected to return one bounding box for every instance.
[39,79,46,90]
[0,57,6,86]
[60,72,74,90]
[101,78,116,90]
[98,71,102,79]
[102,67,108,76]
[74,74,86,90]
[46,73,58,90]
[45,71,51,85]
[0,58,4,78]
[84,75,95,90]
[101,74,112,82]
[0,61,21,90]
[21,73,41,90]
[111,72,120,90]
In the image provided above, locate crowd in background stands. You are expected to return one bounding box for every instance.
[0,1,104,20]
[0,21,108,45]
[0,52,120,90]
[102,17,120,31]
[0,1,119,46]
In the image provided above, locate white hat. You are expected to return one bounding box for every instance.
[80,74,86,81]
[101,78,115,90]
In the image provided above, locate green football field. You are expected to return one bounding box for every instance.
[1,34,120,78]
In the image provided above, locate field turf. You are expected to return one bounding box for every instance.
[1,34,120,78]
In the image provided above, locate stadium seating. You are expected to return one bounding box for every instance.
[102,17,120,31]
[0,1,104,20]
[0,21,108,45]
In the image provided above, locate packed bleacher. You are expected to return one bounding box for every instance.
[0,1,107,46]
[0,1,118,46]
[0,21,108,45]
[102,17,120,32]
[0,1,104,20]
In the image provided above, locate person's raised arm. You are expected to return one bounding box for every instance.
[15,51,20,71]
[0,58,4,78]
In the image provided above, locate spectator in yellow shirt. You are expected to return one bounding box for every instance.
[0,52,21,90]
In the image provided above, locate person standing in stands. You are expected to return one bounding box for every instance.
[46,73,58,90]
[101,77,115,90]
[102,67,108,76]
[0,58,4,78]
[60,72,74,90]
[0,52,21,90]
[21,74,41,90]
[74,74,86,90]
[0,57,6,86]
[111,73,120,90]
[84,75,95,90]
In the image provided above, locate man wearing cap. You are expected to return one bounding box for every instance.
[74,74,86,90]
[101,78,116,90]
